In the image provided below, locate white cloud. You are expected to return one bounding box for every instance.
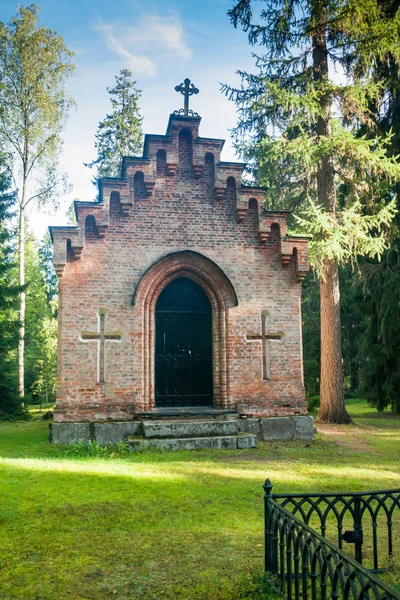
[94,22,156,76]
[124,16,192,61]
[94,13,192,76]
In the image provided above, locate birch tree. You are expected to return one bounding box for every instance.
[0,5,75,400]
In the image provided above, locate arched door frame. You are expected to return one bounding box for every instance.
[132,251,238,411]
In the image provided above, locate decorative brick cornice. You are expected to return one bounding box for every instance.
[281,236,310,280]
[144,181,156,197]
[121,157,151,178]
[120,199,131,216]
[234,186,268,222]
[217,162,246,178]
[259,213,288,239]
[236,202,248,223]
[97,225,107,239]
[215,186,226,201]
[193,164,204,179]
[51,115,310,285]
[49,226,84,278]
[98,178,129,202]
[254,212,310,281]
[166,163,177,176]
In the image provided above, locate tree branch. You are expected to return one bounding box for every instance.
[24,180,60,208]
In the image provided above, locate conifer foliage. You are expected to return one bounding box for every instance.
[223,0,400,423]
[0,156,22,416]
[357,12,400,413]
[360,246,400,413]
[86,69,144,180]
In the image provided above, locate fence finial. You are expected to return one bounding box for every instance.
[263,478,273,496]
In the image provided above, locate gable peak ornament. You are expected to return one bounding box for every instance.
[174,78,199,117]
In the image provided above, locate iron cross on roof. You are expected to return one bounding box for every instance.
[174,78,199,116]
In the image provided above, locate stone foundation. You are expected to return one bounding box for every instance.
[238,415,314,441]
[49,415,314,445]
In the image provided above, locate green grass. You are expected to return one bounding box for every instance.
[0,400,399,599]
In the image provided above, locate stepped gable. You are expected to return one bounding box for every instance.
[50,113,309,282]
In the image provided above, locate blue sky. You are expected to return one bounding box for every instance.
[0,0,257,237]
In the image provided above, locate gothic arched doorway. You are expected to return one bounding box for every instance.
[155,277,213,407]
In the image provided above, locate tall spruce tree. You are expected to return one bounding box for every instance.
[223,0,400,423]
[0,155,22,416]
[357,13,400,413]
[86,69,143,180]
[0,5,75,401]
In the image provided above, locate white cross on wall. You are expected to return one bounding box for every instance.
[80,310,122,383]
[246,311,284,380]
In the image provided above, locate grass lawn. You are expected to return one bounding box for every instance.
[0,399,399,599]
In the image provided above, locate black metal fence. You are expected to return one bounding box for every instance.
[267,481,400,571]
[264,479,400,600]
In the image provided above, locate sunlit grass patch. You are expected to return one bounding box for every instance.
[0,399,399,599]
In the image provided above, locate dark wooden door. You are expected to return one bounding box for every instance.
[155,278,213,407]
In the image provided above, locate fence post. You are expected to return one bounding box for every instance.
[354,495,363,565]
[263,478,275,574]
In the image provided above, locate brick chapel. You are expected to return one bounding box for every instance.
[50,80,313,447]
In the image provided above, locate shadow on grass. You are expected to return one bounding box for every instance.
[0,454,273,600]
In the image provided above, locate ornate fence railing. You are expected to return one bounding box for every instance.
[263,479,400,600]
[265,481,400,571]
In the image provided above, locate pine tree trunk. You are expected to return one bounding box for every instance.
[18,205,25,403]
[318,261,352,423]
[312,2,352,424]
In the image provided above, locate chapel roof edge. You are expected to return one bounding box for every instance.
[74,199,103,220]
[48,224,79,243]
[121,156,149,163]
[241,185,269,193]
[286,234,311,240]
[219,161,246,168]
[261,209,291,215]
[143,134,172,157]
[98,177,128,184]
[195,136,225,148]
[98,178,129,201]
[120,156,151,175]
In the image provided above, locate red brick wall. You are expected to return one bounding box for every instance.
[52,114,309,423]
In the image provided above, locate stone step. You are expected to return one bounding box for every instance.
[128,433,257,452]
[141,419,238,439]
[136,407,237,418]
